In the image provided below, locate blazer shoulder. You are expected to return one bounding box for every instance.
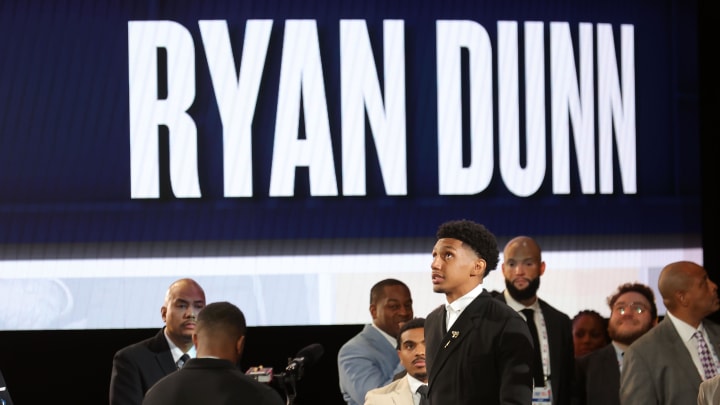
[339,324,388,356]
[704,319,720,334]
[539,299,571,321]
[577,343,615,367]
[365,378,409,401]
[626,318,676,354]
[115,328,168,357]
[488,289,503,298]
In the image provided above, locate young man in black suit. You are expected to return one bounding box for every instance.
[496,236,575,405]
[142,301,284,405]
[109,278,206,405]
[425,219,534,404]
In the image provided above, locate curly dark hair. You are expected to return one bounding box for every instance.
[436,219,499,277]
[607,282,658,320]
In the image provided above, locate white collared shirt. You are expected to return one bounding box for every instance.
[503,291,552,381]
[406,374,427,405]
[445,283,484,331]
[164,329,196,365]
[611,342,624,371]
[371,323,398,348]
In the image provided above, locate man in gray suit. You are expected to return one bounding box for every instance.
[620,261,720,404]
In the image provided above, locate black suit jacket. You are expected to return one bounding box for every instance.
[572,343,620,405]
[425,290,534,405]
[141,358,284,405]
[109,328,178,405]
[494,292,575,405]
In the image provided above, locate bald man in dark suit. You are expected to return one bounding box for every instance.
[494,236,574,405]
[109,278,206,405]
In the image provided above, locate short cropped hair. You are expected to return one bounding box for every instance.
[196,301,247,338]
[396,317,425,350]
[572,309,606,327]
[436,219,499,276]
[370,278,409,305]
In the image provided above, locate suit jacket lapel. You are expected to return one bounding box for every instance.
[704,320,720,357]
[150,329,179,375]
[429,292,488,382]
[392,378,413,405]
[658,319,703,386]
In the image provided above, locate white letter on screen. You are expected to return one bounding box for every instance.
[199,19,273,198]
[497,21,546,197]
[269,20,338,197]
[340,20,407,196]
[550,22,595,194]
[436,20,494,195]
[597,23,636,194]
[128,20,200,198]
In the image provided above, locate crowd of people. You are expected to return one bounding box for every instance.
[337,219,720,405]
[1,219,714,405]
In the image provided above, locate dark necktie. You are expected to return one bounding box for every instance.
[521,308,545,387]
[177,353,190,369]
[417,384,429,405]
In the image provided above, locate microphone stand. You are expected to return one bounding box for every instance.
[279,371,298,405]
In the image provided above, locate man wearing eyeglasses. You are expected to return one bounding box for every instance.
[572,282,658,405]
[620,261,720,404]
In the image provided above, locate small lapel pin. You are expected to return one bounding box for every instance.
[451,331,460,339]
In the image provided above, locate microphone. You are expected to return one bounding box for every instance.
[284,343,324,381]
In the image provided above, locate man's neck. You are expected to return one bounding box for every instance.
[612,340,629,351]
[164,329,194,352]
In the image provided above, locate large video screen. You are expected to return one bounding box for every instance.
[0,0,701,330]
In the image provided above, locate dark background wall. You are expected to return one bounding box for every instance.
[1,325,363,404]
[0,1,717,404]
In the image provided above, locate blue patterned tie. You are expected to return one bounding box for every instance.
[694,331,718,380]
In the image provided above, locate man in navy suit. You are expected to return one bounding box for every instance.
[109,278,206,405]
[494,236,574,405]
